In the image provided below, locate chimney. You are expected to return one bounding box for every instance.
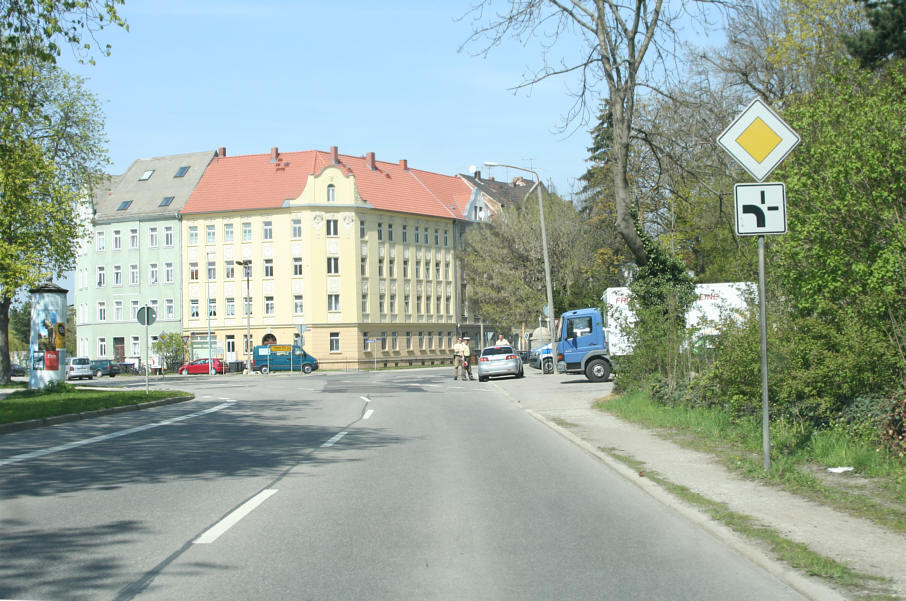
[217,147,226,158]
[400,159,408,170]
[331,145,339,164]
[271,147,279,161]
[474,170,481,180]
[366,152,376,171]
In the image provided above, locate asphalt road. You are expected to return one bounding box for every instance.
[0,369,810,601]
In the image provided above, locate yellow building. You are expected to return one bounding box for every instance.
[180,147,475,370]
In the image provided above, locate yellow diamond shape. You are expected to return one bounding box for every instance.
[736,117,782,163]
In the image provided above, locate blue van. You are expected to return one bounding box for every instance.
[252,345,318,374]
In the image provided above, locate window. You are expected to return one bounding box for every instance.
[96,266,105,287]
[403,259,409,278]
[130,300,139,320]
[224,223,234,242]
[164,262,173,283]
[207,260,216,280]
[292,219,302,238]
[444,230,449,246]
[174,165,190,177]
[424,227,429,245]
[389,259,395,278]
[97,302,106,321]
[149,263,158,285]
[293,257,303,276]
[165,299,174,319]
[436,296,442,314]
[327,257,339,274]
[242,262,252,279]
[244,296,252,315]
[379,294,385,313]
[117,200,132,211]
[206,224,215,243]
[189,262,199,281]
[326,219,338,236]
[402,225,408,243]
[98,338,107,357]
[149,227,158,248]
[112,230,121,250]
[446,296,451,314]
[294,295,303,314]
[388,223,394,242]
[263,220,273,240]
[390,294,396,313]
[328,294,340,311]
[326,184,336,202]
[208,298,217,317]
[226,297,235,317]
[226,336,236,354]
[164,226,174,247]
[406,331,412,350]
[114,301,123,321]
[112,265,122,287]
[381,332,387,351]
[190,300,199,318]
[362,293,368,313]
[377,259,384,277]
[159,196,174,207]
[242,222,252,241]
[129,264,139,285]
[131,336,140,356]
[415,227,420,244]
[445,261,450,280]
[188,226,198,245]
[428,332,434,349]
[96,231,105,252]
[363,332,370,351]
[392,331,398,350]
[435,261,441,279]
[377,222,383,241]
[434,229,439,245]
[264,258,274,278]
[419,331,424,349]
[416,295,422,313]
[225,260,235,279]
[415,262,421,279]
[129,229,138,249]
[139,169,154,181]
[404,295,410,313]
[361,258,366,276]
[329,332,340,352]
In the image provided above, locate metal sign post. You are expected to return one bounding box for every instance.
[137,306,157,394]
[718,99,800,471]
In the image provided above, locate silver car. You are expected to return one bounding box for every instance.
[476,345,524,382]
[66,357,94,380]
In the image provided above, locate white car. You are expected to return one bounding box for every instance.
[66,357,94,380]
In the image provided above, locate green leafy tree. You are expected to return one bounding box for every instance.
[845,0,906,68]
[153,333,186,374]
[0,55,107,383]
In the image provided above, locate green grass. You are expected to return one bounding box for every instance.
[0,382,191,424]
[604,448,895,599]
[596,391,906,533]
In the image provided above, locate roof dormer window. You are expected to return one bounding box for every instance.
[117,200,133,211]
[159,196,174,207]
[174,166,189,178]
[139,169,154,181]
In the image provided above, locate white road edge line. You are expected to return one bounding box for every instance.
[0,401,236,468]
[195,489,278,544]
[360,396,370,403]
[363,409,374,420]
[321,431,348,447]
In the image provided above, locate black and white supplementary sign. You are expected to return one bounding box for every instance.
[735,182,787,236]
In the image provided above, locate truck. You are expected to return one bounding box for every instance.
[554,307,613,382]
[252,344,318,375]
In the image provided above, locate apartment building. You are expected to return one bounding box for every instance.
[74,151,216,365]
[180,146,477,369]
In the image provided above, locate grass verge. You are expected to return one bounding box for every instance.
[595,391,906,534]
[0,382,191,425]
[603,448,895,600]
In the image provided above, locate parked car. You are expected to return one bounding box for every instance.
[476,345,524,382]
[10,363,26,377]
[529,344,554,373]
[66,357,93,380]
[91,359,121,378]
[176,358,228,375]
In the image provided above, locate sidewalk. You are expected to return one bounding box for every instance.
[498,371,906,601]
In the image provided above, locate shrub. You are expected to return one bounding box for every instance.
[880,391,906,457]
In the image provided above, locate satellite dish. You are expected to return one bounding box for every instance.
[468,165,477,174]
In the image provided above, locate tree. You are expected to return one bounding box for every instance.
[0,55,107,383]
[1,0,128,65]
[153,333,186,374]
[462,1,725,267]
[845,0,906,68]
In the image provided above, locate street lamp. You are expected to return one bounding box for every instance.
[206,249,215,375]
[236,259,252,373]
[484,161,556,374]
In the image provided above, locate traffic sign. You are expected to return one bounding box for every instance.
[735,183,787,236]
[718,98,800,182]
[137,306,157,326]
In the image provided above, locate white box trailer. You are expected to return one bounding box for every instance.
[603,282,755,356]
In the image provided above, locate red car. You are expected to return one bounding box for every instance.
[176,358,228,375]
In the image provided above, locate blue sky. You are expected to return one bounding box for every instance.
[59,0,599,197]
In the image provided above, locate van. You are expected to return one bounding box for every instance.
[66,357,93,380]
[252,345,318,375]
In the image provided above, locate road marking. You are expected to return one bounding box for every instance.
[0,401,236,468]
[194,489,278,544]
[363,409,374,420]
[360,396,370,403]
[321,431,348,447]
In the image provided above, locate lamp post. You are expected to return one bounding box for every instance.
[206,250,215,375]
[484,161,556,374]
[236,259,252,373]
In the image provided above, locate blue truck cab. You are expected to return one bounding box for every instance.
[252,344,318,374]
[555,308,613,382]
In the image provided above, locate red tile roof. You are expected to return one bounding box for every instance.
[181,148,473,219]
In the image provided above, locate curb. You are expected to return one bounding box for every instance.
[0,396,194,435]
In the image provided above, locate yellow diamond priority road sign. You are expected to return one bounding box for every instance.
[718,98,800,182]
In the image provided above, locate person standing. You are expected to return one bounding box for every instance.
[462,338,474,381]
[453,336,466,380]
[495,333,510,347]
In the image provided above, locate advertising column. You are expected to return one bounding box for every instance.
[29,282,68,390]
